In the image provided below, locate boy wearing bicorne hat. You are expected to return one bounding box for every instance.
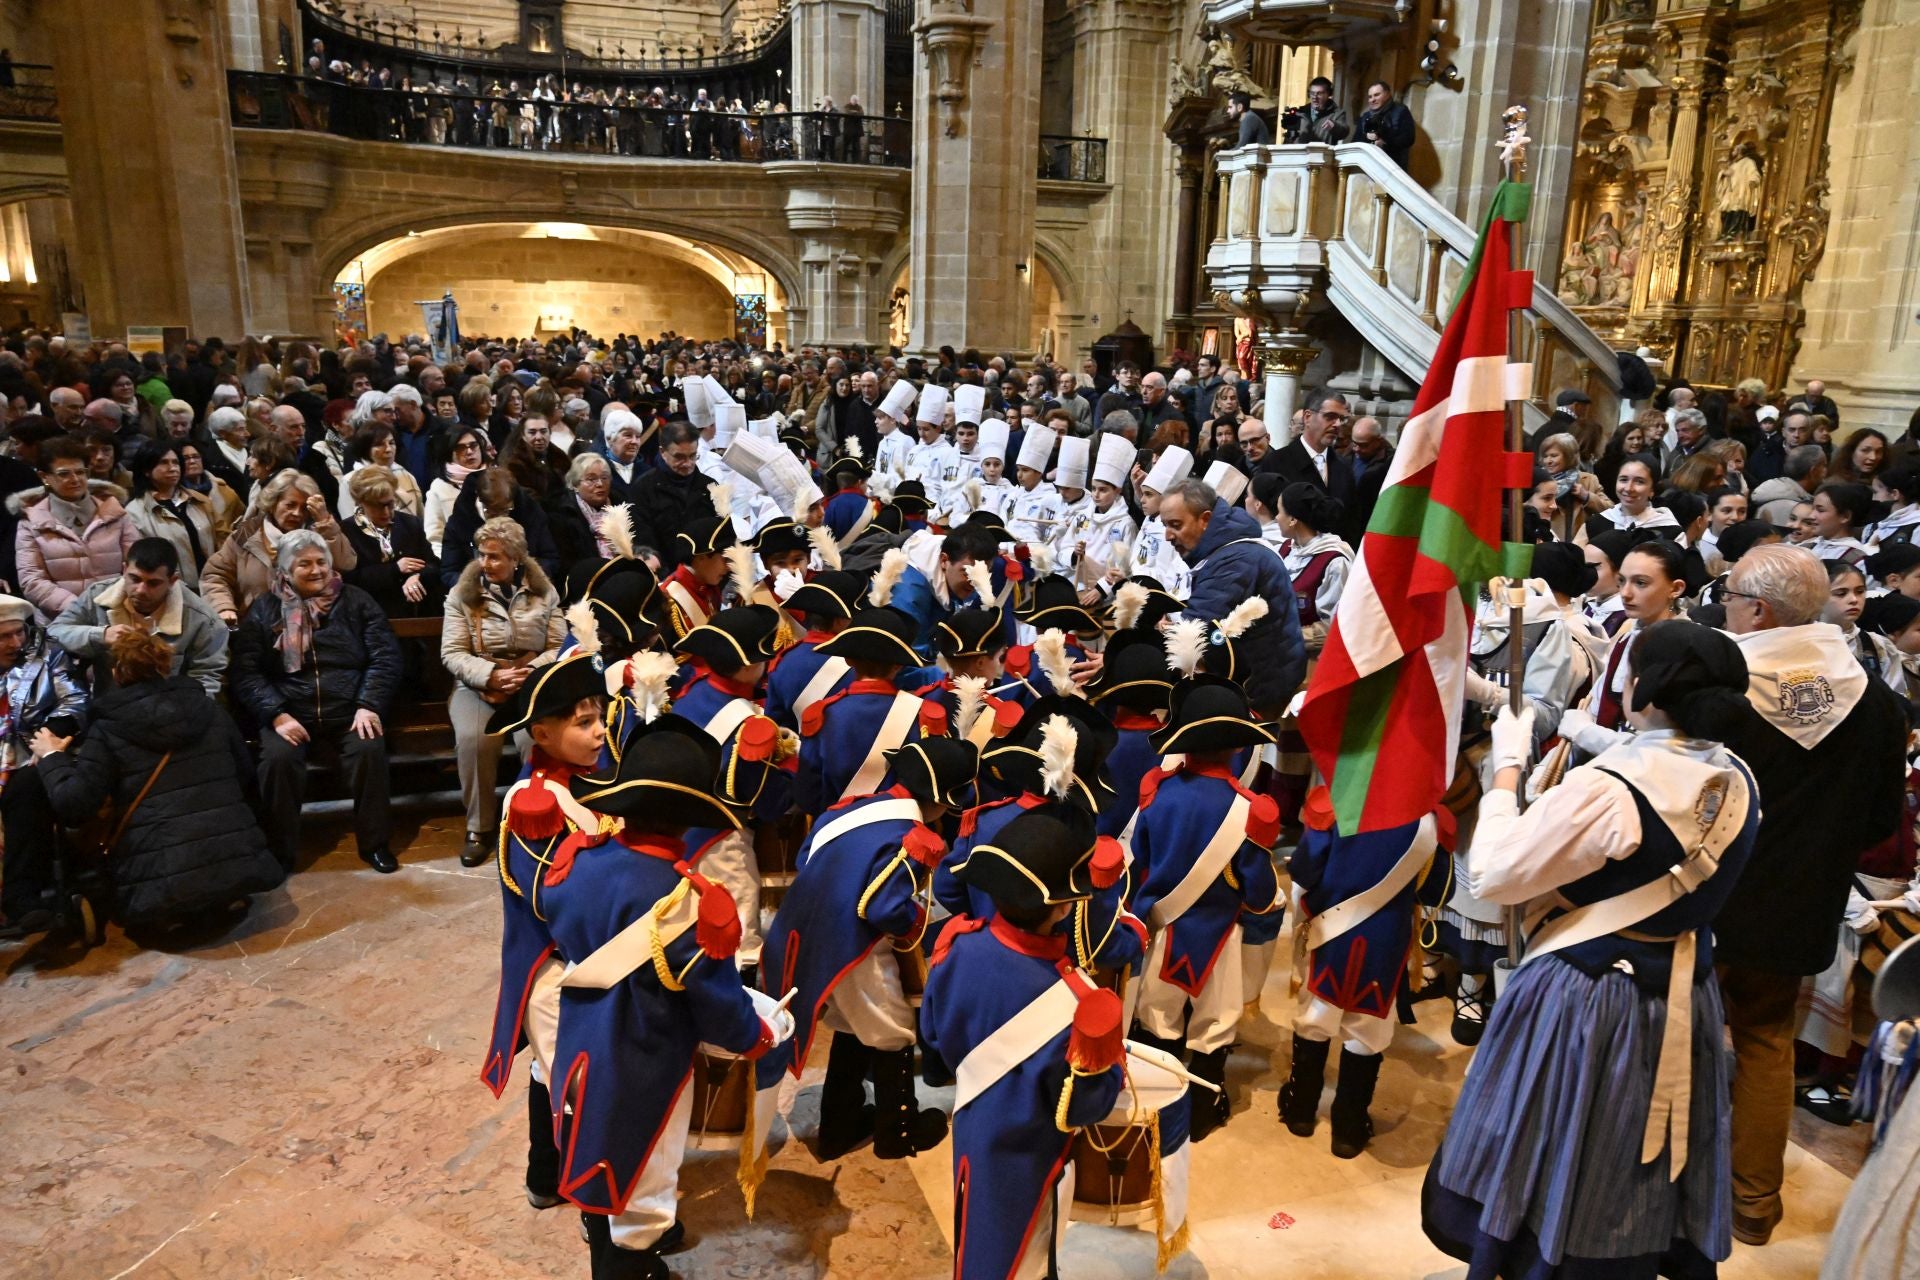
[542,709,796,1279]
[928,604,1019,752]
[1130,674,1284,1138]
[822,452,876,548]
[763,569,866,730]
[744,737,980,1201]
[1084,627,1177,841]
[660,513,735,642]
[669,604,799,974]
[479,654,618,1213]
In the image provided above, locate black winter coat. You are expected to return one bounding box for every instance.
[341,511,442,618]
[39,676,282,925]
[438,470,563,589]
[628,463,716,570]
[544,497,637,570]
[230,583,402,733]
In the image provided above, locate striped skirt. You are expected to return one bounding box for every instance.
[1422,954,1730,1279]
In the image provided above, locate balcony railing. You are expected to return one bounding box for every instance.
[1038,135,1108,184]
[228,72,910,167]
[0,62,58,123]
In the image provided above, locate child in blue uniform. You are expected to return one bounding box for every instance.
[544,712,796,1280]
[923,803,1131,1280]
[823,454,876,545]
[1130,674,1284,1138]
[1084,629,1176,841]
[478,654,611,1211]
[796,603,946,812]
[763,569,865,729]
[745,737,981,1200]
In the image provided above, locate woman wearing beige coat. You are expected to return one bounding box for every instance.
[201,469,358,625]
[440,515,564,865]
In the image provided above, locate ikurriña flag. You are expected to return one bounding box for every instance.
[1298,181,1537,838]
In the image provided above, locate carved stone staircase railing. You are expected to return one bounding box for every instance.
[1206,141,1621,431]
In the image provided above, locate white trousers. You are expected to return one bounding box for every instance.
[1293,990,1395,1056]
[697,829,765,964]
[607,1084,693,1251]
[524,955,564,1083]
[819,947,917,1051]
[1011,1165,1078,1280]
[1136,925,1244,1054]
[1241,939,1279,1009]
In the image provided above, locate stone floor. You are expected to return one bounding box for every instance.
[2,810,1867,1279]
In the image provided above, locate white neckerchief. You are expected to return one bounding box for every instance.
[1727,621,1869,748]
[1603,503,1680,531]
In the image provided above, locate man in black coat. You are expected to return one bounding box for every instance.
[1712,545,1907,1246]
[1346,415,1394,534]
[1356,82,1416,171]
[628,422,717,570]
[1259,389,1362,543]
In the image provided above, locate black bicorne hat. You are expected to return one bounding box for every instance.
[485,652,608,736]
[952,801,1104,914]
[815,605,922,668]
[935,605,1006,661]
[1150,674,1277,755]
[785,569,866,621]
[675,604,783,673]
[676,514,736,559]
[887,737,979,809]
[569,713,739,831]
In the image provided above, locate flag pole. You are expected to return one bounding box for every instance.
[1500,104,1531,972]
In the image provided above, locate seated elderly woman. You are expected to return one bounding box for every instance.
[337,420,425,522]
[438,465,561,590]
[125,440,221,591]
[543,452,631,566]
[159,399,196,443]
[231,529,402,874]
[441,514,564,866]
[35,629,282,933]
[204,404,254,494]
[0,593,88,940]
[341,467,440,617]
[178,439,245,539]
[202,468,358,626]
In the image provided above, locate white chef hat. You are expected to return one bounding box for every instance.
[682,377,713,429]
[1015,426,1056,475]
[1204,458,1248,506]
[879,379,917,422]
[723,430,779,485]
[953,384,986,427]
[916,384,951,426]
[1093,433,1135,489]
[976,420,1010,464]
[1055,435,1091,490]
[712,399,746,448]
[1142,445,1194,494]
[763,450,824,516]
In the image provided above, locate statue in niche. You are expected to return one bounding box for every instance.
[1612,196,1645,303]
[1715,145,1764,240]
[1201,26,1267,106]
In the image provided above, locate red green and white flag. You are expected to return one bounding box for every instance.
[1299,182,1537,837]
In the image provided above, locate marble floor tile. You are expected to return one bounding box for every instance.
[0,818,1868,1279]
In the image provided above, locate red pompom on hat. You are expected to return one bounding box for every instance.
[903,823,946,867]
[1067,986,1124,1073]
[1089,836,1125,889]
[919,700,949,737]
[508,781,566,841]
[737,715,778,763]
[1246,793,1282,849]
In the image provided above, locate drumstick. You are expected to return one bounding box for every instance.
[1125,1046,1223,1093]
[772,987,799,1013]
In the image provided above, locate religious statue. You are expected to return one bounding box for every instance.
[1715,145,1764,240]
[1200,26,1266,105]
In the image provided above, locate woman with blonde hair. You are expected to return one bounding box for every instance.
[441,515,564,865]
[202,469,357,625]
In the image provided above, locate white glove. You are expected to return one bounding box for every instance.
[1284,689,1308,720]
[1903,888,1920,916]
[1489,705,1536,774]
[746,986,797,1045]
[772,568,807,602]
[1463,669,1506,709]
[1556,707,1621,756]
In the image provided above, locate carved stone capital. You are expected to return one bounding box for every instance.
[913,11,994,139]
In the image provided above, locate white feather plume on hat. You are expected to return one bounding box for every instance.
[844,436,863,462]
[1039,715,1077,800]
[707,480,733,518]
[1112,582,1148,632]
[1035,628,1082,700]
[964,560,994,604]
[807,522,841,571]
[1029,544,1056,579]
[725,544,759,604]
[870,547,909,608]
[626,651,678,724]
[564,599,601,656]
[1165,616,1208,677]
[1217,596,1269,639]
[954,674,986,739]
[602,504,635,561]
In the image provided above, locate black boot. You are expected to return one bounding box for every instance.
[582,1212,669,1279]
[525,1080,562,1208]
[873,1045,948,1159]
[1186,1048,1231,1141]
[814,1033,876,1160]
[1278,1034,1330,1137]
[1328,1048,1383,1159]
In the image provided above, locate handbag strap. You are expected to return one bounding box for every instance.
[106,751,173,849]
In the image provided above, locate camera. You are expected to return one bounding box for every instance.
[1280,106,1304,142]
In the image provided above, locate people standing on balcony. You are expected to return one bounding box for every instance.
[1356,81,1416,171]
[1227,91,1271,147]
[1283,76,1350,145]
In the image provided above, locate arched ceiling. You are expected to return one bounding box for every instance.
[339,221,787,308]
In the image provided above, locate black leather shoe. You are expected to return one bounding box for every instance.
[361,847,400,874]
[460,833,491,867]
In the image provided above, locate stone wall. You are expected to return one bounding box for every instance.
[364,234,734,340]
[380,1,730,53]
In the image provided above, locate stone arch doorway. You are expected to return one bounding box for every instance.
[0,195,70,330]
[880,242,1082,360]
[325,219,798,347]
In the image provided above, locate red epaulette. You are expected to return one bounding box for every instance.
[800,691,845,738]
[677,862,743,960]
[903,823,946,868]
[1138,766,1170,809]
[1004,645,1034,677]
[918,699,949,737]
[508,778,567,840]
[1303,784,1337,834]
[931,915,986,966]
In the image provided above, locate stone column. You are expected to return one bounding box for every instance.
[1790,0,1920,433]
[1258,337,1318,444]
[1166,152,1205,349]
[779,166,907,346]
[49,0,251,338]
[906,0,1040,355]
[789,0,886,110]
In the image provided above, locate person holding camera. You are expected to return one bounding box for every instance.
[1282,76,1350,145]
[1356,80,1416,170]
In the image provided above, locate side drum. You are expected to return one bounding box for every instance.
[687,1048,752,1151]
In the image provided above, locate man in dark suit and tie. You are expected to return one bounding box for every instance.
[1259,389,1362,544]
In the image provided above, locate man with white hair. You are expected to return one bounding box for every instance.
[1711,544,1905,1245]
[386,384,438,489]
[46,387,85,432]
[1802,378,1839,430]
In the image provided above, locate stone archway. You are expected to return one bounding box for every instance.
[1029,235,1085,363]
